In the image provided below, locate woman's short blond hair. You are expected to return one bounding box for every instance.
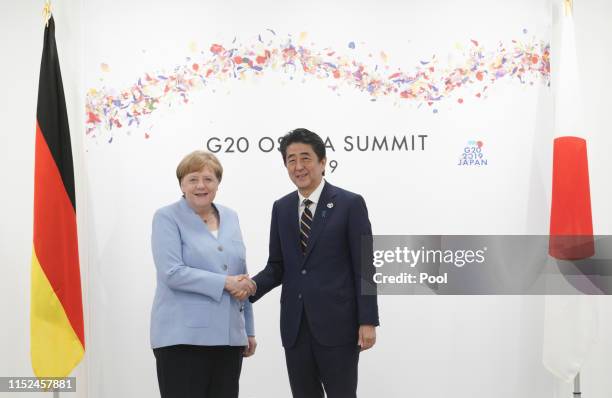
[176,150,223,183]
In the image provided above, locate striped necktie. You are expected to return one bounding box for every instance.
[300,199,313,254]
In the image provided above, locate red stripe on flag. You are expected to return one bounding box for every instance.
[33,122,84,347]
[549,136,594,260]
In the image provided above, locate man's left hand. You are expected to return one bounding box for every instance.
[358,325,376,351]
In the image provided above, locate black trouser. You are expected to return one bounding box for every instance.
[153,345,243,398]
[284,314,360,398]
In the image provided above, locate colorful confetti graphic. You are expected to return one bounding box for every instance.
[85,30,550,141]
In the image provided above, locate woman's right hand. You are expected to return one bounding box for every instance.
[224,274,256,300]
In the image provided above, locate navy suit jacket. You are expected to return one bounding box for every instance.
[251,181,379,348]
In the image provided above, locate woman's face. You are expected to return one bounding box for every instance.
[180,166,219,212]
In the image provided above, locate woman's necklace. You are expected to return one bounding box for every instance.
[200,208,217,224]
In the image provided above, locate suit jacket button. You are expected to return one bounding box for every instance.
[301,269,307,275]
[218,245,223,251]
[223,264,228,270]
[298,293,302,299]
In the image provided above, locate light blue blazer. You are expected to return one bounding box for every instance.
[150,198,254,349]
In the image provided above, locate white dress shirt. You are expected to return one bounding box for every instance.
[298,179,325,220]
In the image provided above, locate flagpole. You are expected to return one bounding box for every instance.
[560,3,586,396]
[41,5,61,395]
[573,373,581,396]
[42,0,52,27]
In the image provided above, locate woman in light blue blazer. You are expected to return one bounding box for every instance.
[151,150,256,398]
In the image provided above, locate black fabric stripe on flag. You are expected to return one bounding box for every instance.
[36,16,75,210]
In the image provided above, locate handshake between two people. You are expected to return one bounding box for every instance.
[224,274,256,301]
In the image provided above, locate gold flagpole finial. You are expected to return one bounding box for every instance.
[43,0,52,27]
[564,0,573,16]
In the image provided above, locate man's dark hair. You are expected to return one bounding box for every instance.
[279,128,326,165]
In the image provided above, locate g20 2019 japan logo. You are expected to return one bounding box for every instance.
[458,140,488,166]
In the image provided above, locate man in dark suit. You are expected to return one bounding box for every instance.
[250,128,379,398]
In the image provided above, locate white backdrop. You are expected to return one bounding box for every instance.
[2,1,612,397]
[82,0,556,397]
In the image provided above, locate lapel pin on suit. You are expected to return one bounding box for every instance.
[322,202,333,218]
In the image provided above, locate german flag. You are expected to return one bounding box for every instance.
[31,16,85,378]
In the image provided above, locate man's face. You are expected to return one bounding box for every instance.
[285,143,326,195]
